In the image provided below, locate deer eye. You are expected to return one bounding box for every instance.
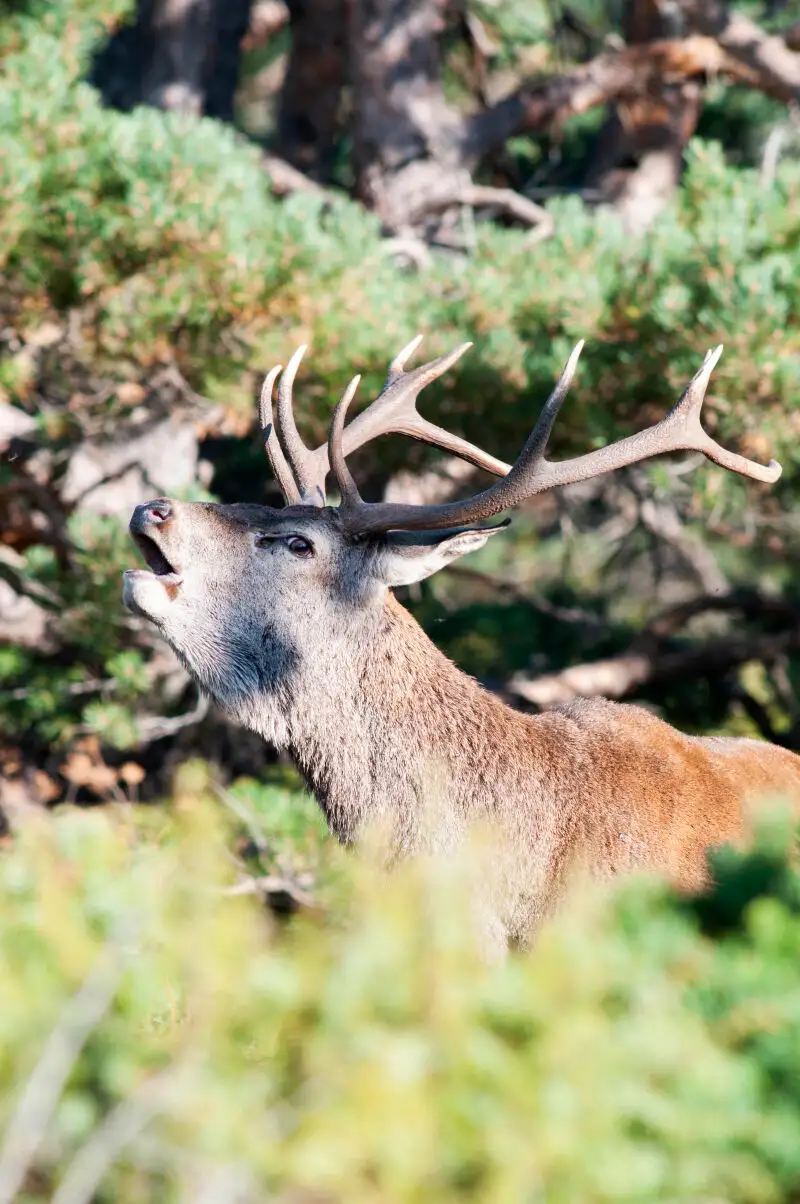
[286,535,314,558]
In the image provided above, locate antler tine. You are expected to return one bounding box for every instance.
[328,375,363,509]
[339,338,511,476]
[541,343,781,490]
[263,336,509,508]
[275,345,329,506]
[334,341,584,536]
[290,338,514,506]
[259,365,302,505]
[649,345,782,483]
[386,334,425,382]
[333,342,781,538]
[514,340,585,464]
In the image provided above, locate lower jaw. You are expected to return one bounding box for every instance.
[123,568,184,610]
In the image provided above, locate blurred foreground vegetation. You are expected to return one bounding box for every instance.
[0,774,799,1203]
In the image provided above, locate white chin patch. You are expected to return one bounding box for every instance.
[122,569,182,621]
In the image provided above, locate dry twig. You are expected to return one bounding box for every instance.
[0,932,133,1204]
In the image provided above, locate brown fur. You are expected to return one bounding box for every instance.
[123,499,800,956]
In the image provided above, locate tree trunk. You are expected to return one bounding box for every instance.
[347,0,467,235]
[202,0,257,121]
[583,0,701,232]
[278,0,348,180]
[91,0,252,121]
[140,0,213,113]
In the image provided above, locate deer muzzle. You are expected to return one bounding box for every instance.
[123,498,184,618]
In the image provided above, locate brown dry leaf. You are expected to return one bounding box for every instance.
[67,393,92,412]
[61,737,120,795]
[739,432,773,464]
[21,321,64,349]
[210,408,254,438]
[84,763,120,796]
[0,747,23,777]
[33,771,61,804]
[74,734,102,758]
[119,761,146,786]
[60,751,96,787]
[116,382,147,406]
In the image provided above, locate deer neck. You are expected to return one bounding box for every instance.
[238,592,515,850]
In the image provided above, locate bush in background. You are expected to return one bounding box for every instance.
[3,0,800,770]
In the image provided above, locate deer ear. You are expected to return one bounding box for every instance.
[375,522,509,587]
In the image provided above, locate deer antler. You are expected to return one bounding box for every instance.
[259,364,302,505]
[326,342,781,537]
[260,339,780,531]
[260,338,511,506]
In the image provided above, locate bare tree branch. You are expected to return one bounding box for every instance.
[0,934,133,1204]
[509,628,800,709]
[135,690,209,743]
[410,181,556,237]
[458,185,555,238]
[725,681,783,744]
[507,592,800,709]
[443,563,608,630]
[51,1072,176,1204]
[221,874,318,914]
[261,152,331,199]
[638,496,730,596]
[460,35,739,161]
[675,0,800,102]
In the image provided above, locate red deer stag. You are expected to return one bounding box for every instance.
[123,339,800,953]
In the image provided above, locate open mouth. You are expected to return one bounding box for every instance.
[128,533,183,589]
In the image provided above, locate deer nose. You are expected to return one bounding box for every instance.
[130,498,173,533]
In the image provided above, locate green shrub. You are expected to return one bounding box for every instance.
[1,776,800,1203]
[2,2,799,460]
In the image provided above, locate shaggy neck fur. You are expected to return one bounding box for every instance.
[234,593,521,851]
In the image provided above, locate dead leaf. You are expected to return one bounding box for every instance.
[116,382,147,406]
[61,739,119,795]
[21,321,64,349]
[33,771,61,804]
[0,747,23,777]
[739,432,773,464]
[60,751,96,787]
[119,761,145,786]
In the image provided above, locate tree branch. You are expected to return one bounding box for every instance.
[261,152,330,199]
[409,181,556,237]
[459,185,556,239]
[509,629,800,709]
[675,0,800,102]
[507,592,800,709]
[460,35,739,161]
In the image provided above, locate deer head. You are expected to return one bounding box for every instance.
[123,337,779,722]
